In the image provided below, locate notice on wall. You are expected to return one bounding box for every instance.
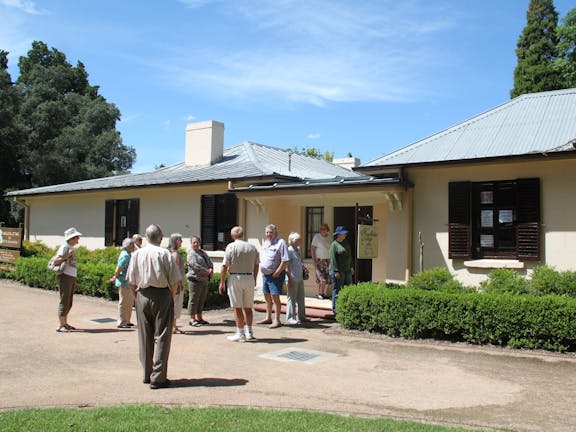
[357,225,378,259]
[0,227,22,249]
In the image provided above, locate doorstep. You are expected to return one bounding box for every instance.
[254,294,334,319]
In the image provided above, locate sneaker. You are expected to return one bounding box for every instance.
[245,331,255,341]
[227,333,246,342]
[286,318,299,325]
[316,294,324,300]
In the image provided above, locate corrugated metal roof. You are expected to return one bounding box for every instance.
[362,88,576,168]
[7,142,360,197]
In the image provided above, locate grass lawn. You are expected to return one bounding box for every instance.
[0,405,493,431]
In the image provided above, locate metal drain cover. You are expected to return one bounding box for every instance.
[89,318,117,324]
[259,348,338,365]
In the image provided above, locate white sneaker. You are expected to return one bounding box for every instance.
[227,333,246,342]
[286,318,300,325]
[245,330,255,341]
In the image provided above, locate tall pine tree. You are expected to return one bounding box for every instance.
[511,0,562,98]
[555,8,576,88]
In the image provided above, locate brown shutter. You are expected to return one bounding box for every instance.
[104,200,114,246]
[201,195,216,251]
[216,193,238,250]
[516,178,540,260]
[448,182,471,259]
[126,199,140,240]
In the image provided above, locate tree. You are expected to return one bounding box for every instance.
[0,50,24,225]
[289,146,334,162]
[15,41,135,187]
[511,0,562,98]
[555,8,576,88]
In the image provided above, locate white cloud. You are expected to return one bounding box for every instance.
[307,133,320,139]
[166,0,453,106]
[184,115,196,122]
[0,0,48,15]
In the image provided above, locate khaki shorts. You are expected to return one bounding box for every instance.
[228,274,255,308]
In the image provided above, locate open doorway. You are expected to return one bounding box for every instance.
[333,205,373,283]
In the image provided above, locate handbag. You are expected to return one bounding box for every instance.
[47,254,66,275]
[302,266,310,280]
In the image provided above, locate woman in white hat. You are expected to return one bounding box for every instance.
[54,227,82,332]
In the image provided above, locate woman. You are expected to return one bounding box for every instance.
[132,233,143,249]
[187,236,214,326]
[54,227,82,332]
[168,233,186,334]
[329,226,353,316]
[110,237,135,328]
[286,231,307,325]
[311,223,331,299]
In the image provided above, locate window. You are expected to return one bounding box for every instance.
[201,193,237,251]
[105,199,139,246]
[448,178,540,260]
[305,207,324,258]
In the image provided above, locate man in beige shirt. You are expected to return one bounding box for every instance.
[128,224,182,389]
[219,226,259,342]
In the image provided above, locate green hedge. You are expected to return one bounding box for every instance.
[337,284,576,351]
[7,253,229,308]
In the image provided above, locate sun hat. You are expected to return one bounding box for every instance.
[333,226,349,236]
[64,227,83,241]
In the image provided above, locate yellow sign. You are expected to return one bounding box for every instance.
[0,227,22,249]
[357,225,378,259]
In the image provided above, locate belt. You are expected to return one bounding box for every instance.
[140,286,168,289]
[229,272,252,275]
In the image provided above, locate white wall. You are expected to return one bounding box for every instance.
[408,157,576,286]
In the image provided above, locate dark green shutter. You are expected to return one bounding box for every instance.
[448,182,472,259]
[201,195,216,251]
[516,178,540,260]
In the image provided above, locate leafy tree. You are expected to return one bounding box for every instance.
[15,41,136,187]
[0,50,25,225]
[511,0,562,98]
[289,146,334,162]
[555,8,576,88]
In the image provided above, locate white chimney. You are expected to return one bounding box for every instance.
[333,156,360,170]
[185,120,224,166]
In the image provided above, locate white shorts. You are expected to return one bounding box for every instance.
[228,274,255,308]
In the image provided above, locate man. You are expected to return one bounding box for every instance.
[219,226,260,342]
[258,224,289,328]
[329,226,353,316]
[127,224,182,389]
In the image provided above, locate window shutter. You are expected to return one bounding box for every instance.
[104,200,114,246]
[126,199,140,239]
[217,193,238,250]
[516,178,540,260]
[448,182,471,259]
[201,195,216,251]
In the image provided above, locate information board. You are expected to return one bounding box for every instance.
[357,225,378,259]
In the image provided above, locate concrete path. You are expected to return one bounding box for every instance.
[1,279,576,431]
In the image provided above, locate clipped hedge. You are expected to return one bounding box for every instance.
[337,283,576,352]
[8,253,229,308]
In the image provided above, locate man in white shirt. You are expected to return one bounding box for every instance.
[127,224,182,389]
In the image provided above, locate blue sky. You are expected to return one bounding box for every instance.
[2,0,575,173]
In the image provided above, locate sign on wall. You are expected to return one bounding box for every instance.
[357,225,378,259]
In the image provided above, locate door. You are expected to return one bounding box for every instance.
[333,206,373,283]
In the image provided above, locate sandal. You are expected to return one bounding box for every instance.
[64,324,76,330]
[189,320,202,327]
[173,327,184,334]
[198,319,209,325]
[56,326,70,333]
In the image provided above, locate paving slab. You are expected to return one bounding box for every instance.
[1,279,576,431]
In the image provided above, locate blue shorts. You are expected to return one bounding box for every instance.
[262,272,285,295]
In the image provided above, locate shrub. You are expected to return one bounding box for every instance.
[530,266,562,296]
[21,240,52,258]
[406,267,466,292]
[480,268,531,295]
[337,283,576,352]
